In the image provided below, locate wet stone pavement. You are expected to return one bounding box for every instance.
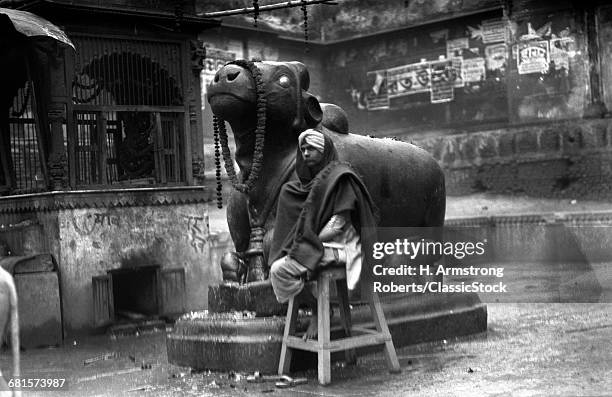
[1,303,611,396]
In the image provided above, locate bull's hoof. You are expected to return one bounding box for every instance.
[222,270,240,282]
[220,252,245,282]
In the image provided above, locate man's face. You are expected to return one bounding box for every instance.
[300,143,324,168]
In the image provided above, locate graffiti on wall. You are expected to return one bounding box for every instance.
[183,214,207,254]
[71,212,121,236]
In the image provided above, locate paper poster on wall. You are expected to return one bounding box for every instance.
[447,37,470,59]
[366,70,390,110]
[550,37,575,71]
[201,47,236,109]
[485,44,508,72]
[516,41,550,74]
[386,61,431,98]
[451,57,465,88]
[482,18,509,43]
[462,58,486,83]
[430,59,454,103]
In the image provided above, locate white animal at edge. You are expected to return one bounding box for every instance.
[0,266,19,397]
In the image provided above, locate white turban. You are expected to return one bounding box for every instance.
[298,129,325,153]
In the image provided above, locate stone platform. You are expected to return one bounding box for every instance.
[167,284,486,373]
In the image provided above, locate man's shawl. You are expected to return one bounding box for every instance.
[269,134,378,281]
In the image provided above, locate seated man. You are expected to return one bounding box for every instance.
[269,129,377,339]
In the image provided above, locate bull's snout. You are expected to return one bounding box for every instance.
[208,64,256,104]
[213,64,242,84]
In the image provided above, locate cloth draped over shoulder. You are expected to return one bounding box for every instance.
[269,133,378,288]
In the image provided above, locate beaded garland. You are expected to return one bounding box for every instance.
[253,0,259,27]
[213,59,267,200]
[301,0,309,45]
[213,117,223,208]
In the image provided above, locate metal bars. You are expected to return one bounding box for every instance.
[69,34,187,188]
[73,111,183,187]
[72,35,184,106]
[7,83,43,193]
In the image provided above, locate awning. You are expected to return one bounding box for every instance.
[0,7,74,49]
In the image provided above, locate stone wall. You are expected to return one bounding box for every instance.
[57,203,214,334]
[0,188,217,336]
[412,118,612,198]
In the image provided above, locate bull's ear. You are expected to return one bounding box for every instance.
[303,91,322,127]
[288,61,310,90]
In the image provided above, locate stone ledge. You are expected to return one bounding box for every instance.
[446,210,612,226]
[0,186,213,213]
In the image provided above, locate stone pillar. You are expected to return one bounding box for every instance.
[47,102,69,190]
[46,45,71,191]
[190,40,206,185]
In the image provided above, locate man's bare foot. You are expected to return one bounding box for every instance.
[303,312,318,340]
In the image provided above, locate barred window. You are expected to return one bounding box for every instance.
[71,35,187,187]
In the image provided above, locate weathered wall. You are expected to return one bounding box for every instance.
[413,118,612,198]
[58,203,215,335]
[195,2,612,201]
[198,0,501,42]
[320,6,590,136]
[0,189,216,336]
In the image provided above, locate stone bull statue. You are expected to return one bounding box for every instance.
[207,60,445,283]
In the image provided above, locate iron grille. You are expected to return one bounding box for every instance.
[70,34,187,187]
[74,111,184,186]
[72,35,184,106]
[7,83,44,193]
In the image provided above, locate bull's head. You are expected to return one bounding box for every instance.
[208,60,323,143]
[207,60,324,196]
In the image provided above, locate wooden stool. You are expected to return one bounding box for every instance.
[278,267,401,385]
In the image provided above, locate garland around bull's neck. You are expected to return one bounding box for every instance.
[213,59,267,199]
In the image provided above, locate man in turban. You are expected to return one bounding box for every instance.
[269,129,378,339]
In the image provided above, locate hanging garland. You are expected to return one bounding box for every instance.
[213,117,223,208]
[253,0,259,27]
[301,0,309,46]
[213,59,267,195]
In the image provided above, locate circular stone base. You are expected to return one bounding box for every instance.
[166,312,285,373]
[167,292,487,373]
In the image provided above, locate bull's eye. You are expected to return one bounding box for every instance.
[278,75,290,87]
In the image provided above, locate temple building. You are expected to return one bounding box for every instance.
[0,0,218,337]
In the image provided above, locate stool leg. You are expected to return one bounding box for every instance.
[318,273,332,385]
[278,295,299,375]
[369,292,401,373]
[335,279,357,365]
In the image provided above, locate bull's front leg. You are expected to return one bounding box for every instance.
[244,226,267,282]
[220,226,267,284]
[220,189,250,283]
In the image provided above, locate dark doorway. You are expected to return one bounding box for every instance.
[92,265,186,327]
[110,265,160,320]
